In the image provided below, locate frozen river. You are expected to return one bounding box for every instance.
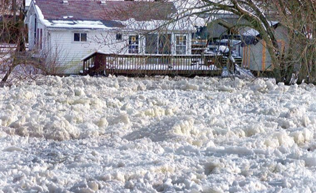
[0,76,316,192]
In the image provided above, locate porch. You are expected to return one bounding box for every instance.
[81,52,223,77]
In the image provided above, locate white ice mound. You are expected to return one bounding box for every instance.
[251,79,267,92]
[291,128,313,145]
[44,118,80,141]
[172,117,196,136]
[264,131,295,148]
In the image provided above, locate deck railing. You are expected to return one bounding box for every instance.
[82,53,223,76]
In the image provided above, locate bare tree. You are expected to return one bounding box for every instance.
[272,0,316,83]
[0,0,28,83]
[0,0,62,84]
[176,0,315,83]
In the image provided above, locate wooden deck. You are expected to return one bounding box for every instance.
[81,53,223,77]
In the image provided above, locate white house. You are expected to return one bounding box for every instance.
[24,0,196,74]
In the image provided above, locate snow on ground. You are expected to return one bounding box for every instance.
[1,75,316,192]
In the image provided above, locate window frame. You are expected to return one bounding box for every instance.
[116,33,122,40]
[39,29,43,50]
[175,34,187,55]
[128,35,139,54]
[74,32,88,42]
[145,33,171,54]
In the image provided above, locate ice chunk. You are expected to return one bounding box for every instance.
[44,119,80,141]
[291,128,313,145]
[3,146,23,152]
[74,88,85,96]
[172,117,196,136]
[98,117,108,128]
[303,155,316,167]
[273,131,295,147]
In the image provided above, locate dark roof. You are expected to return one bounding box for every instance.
[35,0,176,21]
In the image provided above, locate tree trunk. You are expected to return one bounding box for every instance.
[1,1,26,83]
[1,63,15,83]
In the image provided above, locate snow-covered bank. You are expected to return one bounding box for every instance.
[1,76,316,192]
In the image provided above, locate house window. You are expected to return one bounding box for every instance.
[176,35,187,54]
[116,34,122,40]
[39,29,43,49]
[159,34,171,54]
[129,35,139,53]
[145,34,171,54]
[145,34,158,54]
[74,33,87,42]
[34,16,37,46]
[36,28,39,48]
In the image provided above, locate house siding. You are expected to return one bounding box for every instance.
[47,30,131,74]
[245,26,289,71]
[27,5,47,54]
[47,31,192,74]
